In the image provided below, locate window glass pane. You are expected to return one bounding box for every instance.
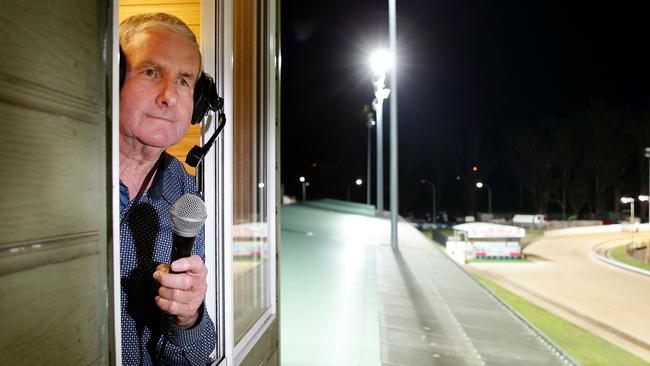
[233,0,270,343]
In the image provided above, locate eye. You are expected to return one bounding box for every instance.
[179,78,191,88]
[143,68,157,77]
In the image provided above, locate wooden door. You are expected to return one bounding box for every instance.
[0,0,111,364]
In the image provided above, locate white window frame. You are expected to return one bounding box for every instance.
[225,0,278,364]
[219,0,236,364]
[111,0,122,362]
[199,0,224,363]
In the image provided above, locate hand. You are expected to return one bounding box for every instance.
[153,255,208,328]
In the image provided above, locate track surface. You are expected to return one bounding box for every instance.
[468,232,650,362]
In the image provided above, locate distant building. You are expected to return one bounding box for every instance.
[446,222,526,262]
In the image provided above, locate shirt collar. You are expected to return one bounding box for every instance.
[148,156,165,201]
[156,152,185,205]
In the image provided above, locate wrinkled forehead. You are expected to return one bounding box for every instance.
[125,27,202,75]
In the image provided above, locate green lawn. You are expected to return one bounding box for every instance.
[474,275,650,366]
[610,245,650,271]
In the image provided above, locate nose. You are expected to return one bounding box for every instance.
[155,79,178,108]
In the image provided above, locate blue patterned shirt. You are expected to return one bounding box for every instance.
[120,152,216,365]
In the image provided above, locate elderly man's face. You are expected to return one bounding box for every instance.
[120,27,200,149]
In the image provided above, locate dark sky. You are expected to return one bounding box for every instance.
[280,0,650,218]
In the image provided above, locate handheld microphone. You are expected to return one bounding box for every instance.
[169,193,207,272]
[160,194,207,351]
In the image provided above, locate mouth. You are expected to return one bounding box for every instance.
[146,114,174,123]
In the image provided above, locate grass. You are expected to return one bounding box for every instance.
[610,245,650,271]
[474,274,650,366]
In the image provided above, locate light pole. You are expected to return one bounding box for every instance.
[420,179,437,224]
[476,181,492,215]
[639,195,649,223]
[388,0,399,249]
[366,108,375,205]
[299,176,309,202]
[370,50,391,214]
[621,196,635,224]
[645,147,650,222]
[347,179,363,202]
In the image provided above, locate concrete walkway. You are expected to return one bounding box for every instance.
[281,200,572,365]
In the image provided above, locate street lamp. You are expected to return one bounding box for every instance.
[299,176,309,202]
[420,179,437,224]
[645,147,650,222]
[621,196,635,224]
[347,178,363,202]
[639,195,649,223]
[365,107,376,205]
[476,181,492,215]
[370,49,392,214]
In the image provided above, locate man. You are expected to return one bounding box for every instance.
[119,13,215,365]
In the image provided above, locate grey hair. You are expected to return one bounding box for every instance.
[119,13,202,74]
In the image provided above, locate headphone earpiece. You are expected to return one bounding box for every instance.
[191,72,224,124]
[119,46,126,89]
[119,45,223,124]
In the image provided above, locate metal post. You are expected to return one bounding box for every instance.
[367,120,372,205]
[299,176,307,202]
[646,147,650,222]
[389,0,398,248]
[376,99,384,213]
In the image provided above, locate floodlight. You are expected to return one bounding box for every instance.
[370,49,393,76]
[621,197,634,204]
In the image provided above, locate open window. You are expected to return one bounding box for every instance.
[113,0,278,364]
[115,0,225,363]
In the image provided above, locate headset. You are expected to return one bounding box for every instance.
[119,46,226,168]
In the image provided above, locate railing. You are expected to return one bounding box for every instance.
[591,238,650,277]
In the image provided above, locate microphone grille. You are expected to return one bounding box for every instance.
[170,193,207,237]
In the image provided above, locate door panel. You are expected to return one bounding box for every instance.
[0,0,111,364]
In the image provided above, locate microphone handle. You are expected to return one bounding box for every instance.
[163,233,197,328]
[170,233,196,274]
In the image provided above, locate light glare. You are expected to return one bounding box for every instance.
[621,197,634,204]
[370,49,393,76]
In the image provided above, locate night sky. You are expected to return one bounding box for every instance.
[280,0,650,220]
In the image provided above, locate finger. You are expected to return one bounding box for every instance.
[155,295,194,317]
[158,286,195,304]
[171,255,207,275]
[156,263,170,273]
[154,271,194,290]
